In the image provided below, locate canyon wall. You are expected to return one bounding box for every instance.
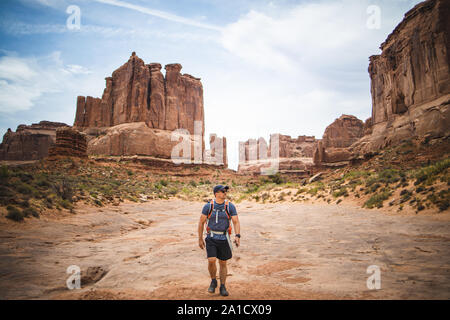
[352,0,450,156]
[0,121,69,161]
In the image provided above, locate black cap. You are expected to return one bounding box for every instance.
[213,185,229,194]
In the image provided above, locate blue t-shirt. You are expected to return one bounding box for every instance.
[202,200,237,241]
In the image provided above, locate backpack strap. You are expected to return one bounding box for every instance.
[207,200,214,219]
[225,200,232,235]
[224,200,230,220]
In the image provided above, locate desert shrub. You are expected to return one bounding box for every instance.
[6,205,24,222]
[400,189,412,203]
[377,169,401,184]
[0,165,10,183]
[332,187,348,198]
[268,173,284,184]
[159,179,168,187]
[167,187,178,195]
[364,190,391,209]
[17,183,34,195]
[53,179,74,201]
[23,207,39,218]
[60,199,73,209]
[245,184,259,194]
[415,158,450,185]
[427,189,450,212]
[189,180,197,187]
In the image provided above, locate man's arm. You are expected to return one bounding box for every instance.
[231,215,240,247]
[198,214,207,249]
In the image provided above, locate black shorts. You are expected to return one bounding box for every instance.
[205,236,232,261]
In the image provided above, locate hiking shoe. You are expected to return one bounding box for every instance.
[219,284,229,296]
[208,279,217,293]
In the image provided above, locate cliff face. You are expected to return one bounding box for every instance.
[0,121,69,161]
[238,134,317,175]
[74,52,205,138]
[353,0,450,155]
[73,52,214,162]
[313,115,365,166]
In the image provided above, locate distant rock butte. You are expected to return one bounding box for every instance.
[73,52,226,165]
[238,134,317,176]
[0,121,69,161]
[313,115,365,167]
[74,52,204,136]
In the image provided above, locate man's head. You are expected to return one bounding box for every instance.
[213,185,229,201]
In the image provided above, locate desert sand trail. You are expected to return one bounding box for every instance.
[0,199,449,299]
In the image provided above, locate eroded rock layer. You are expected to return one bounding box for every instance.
[0,121,69,161]
[48,127,87,158]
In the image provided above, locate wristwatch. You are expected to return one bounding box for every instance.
[235,234,241,238]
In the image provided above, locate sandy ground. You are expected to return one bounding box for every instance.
[0,199,449,300]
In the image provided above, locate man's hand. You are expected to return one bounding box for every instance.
[234,236,240,247]
[199,238,205,250]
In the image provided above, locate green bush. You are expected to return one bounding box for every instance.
[415,158,450,185]
[60,199,73,209]
[23,207,39,218]
[189,180,197,187]
[17,183,34,195]
[6,205,24,222]
[268,173,284,184]
[364,190,391,209]
[332,188,348,198]
[0,165,9,183]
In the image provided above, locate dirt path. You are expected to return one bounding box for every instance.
[0,199,449,299]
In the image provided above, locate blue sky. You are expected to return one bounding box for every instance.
[0,0,423,170]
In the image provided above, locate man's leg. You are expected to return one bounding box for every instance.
[208,257,217,279]
[218,259,227,284]
[207,257,218,293]
[218,259,229,296]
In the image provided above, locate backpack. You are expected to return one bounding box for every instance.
[206,199,232,235]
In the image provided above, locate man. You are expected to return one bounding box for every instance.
[198,185,241,296]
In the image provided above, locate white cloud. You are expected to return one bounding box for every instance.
[0,52,93,113]
[94,0,222,31]
[63,64,92,75]
[220,1,370,72]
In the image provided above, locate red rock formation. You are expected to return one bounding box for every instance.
[204,134,227,167]
[48,127,87,158]
[313,115,365,166]
[0,121,69,160]
[353,0,450,156]
[74,52,207,161]
[74,52,205,138]
[238,134,317,175]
